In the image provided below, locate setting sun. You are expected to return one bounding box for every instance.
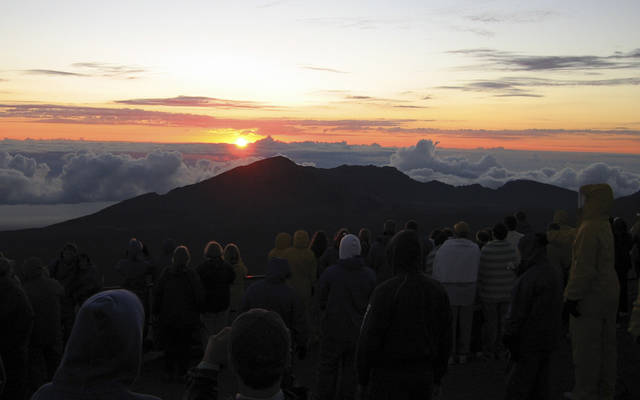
[235,137,248,148]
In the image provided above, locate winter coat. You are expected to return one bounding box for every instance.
[477,239,518,303]
[504,255,563,354]
[241,258,308,347]
[613,230,633,274]
[317,256,376,341]
[565,184,619,318]
[357,273,452,386]
[432,238,480,306]
[546,210,576,276]
[154,265,205,326]
[229,261,248,311]
[21,265,64,347]
[115,258,156,297]
[367,233,394,284]
[49,259,101,309]
[268,232,292,260]
[32,290,159,400]
[283,231,317,306]
[196,258,235,313]
[0,276,34,352]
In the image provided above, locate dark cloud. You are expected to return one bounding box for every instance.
[300,65,349,74]
[24,69,87,77]
[115,95,278,110]
[449,48,640,71]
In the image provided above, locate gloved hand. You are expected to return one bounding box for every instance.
[296,345,307,360]
[564,299,581,318]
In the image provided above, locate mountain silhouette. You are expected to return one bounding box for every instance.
[0,155,637,284]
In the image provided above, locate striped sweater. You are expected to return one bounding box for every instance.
[478,239,518,302]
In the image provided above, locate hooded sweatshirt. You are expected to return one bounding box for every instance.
[283,231,317,305]
[241,258,308,347]
[32,290,159,400]
[432,238,480,306]
[565,184,619,318]
[546,210,576,276]
[268,232,292,260]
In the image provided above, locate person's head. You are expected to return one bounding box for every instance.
[127,238,142,261]
[173,245,191,268]
[578,184,614,222]
[515,211,527,222]
[492,223,508,241]
[454,221,471,239]
[404,220,418,231]
[504,216,518,231]
[292,230,310,249]
[476,230,491,245]
[204,241,223,259]
[230,309,291,393]
[274,232,292,250]
[22,257,46,281]
[52,290,145,388]
[358,228,371,244]
[333,228,349,249]
[432,229,448,246]
[383,219,396,236]
[309,230,328,258]
[389,229,421,274]
[518,233,549,273]
[61,242,78,263]
[613,217,628,234]
[339,234,361,260]
[224,243,241,265]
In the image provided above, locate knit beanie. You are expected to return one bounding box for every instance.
[339,234,361,260]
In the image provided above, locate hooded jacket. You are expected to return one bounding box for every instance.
[565,184,619,318]
[196,258,235,313]
[283,231,317,305]
[154,264,205,326]
[268,232,292,260]
[241,258,308,347]
[21,262,65,347]
[32,290,159,400]
[0,274,34,353]
[546,210,576,275]
[432,238,480,306]
[317,256,376,341]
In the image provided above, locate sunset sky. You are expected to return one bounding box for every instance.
[1,0,640,152]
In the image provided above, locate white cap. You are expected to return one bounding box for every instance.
[339,234,361,260]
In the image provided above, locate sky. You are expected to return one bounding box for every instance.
[1,0,640,152]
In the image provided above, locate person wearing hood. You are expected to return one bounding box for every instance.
[241,258,308,356]
[31,289,159,400]
[115,238,157,308]
[367,220,396,284]
[47,243,85,342]
[503,233,563,400]
[269,232,292,260]
[318,228,349,277]
[547,210,577,288]
[515,211,534,235]
[310,231,329,262]
[20,257,65,398]
[283,230,317,310]
[0,256,34,400]
[197,241,236,343]
[316,234,376,400]
[356,229,452,400]
[154,245,205,382]
[224,244,248,323]
[564,184,619,400]
[433,222,480,364]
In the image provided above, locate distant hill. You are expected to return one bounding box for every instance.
[0,156,637,284]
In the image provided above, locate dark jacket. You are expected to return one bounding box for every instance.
[504,256,563,355]
[154,265,205,326]
[115,258,156,295]
[318,247,338,277]
[0,276,34,352]
[49,258,101,307]
[22,268,64,347]
[317,257,376,341]
[356,273,452,386]
[241,258,308,348]
[32,290,159,400]
[196,258,235,313]
[367,233,394,283]
[614,230,633,274]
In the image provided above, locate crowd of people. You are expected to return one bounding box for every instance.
[1,183,640,400]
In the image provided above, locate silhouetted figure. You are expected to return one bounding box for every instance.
[564,184,619,399]
[631,215,640,276]
[241,258,308,356]
[433,222,480,364]
[309,231,329,261]
[357,229,452,400]
[0,256,33,400]
[613,217,633,319]
[48,243,81,342]
[477,223,518,360]
[184,309,299,400]
[197,241,235,343]
[115,239,156,316]
[75,253,102,306]
[224,243,248,323]
[475,229,492,250]
[318,228,348,276]
[405,220,433,272]
[154,246,204,382]
[161,238,177,268]
[504,216,524,265]
[515,211,534,235]
[546,210,576,288]
[424,229,449,276]
[31,290,160,400]
[269,232,292,260]
[358,228,372,259]
[503,234,563,400]
[317,234,376,400]
[284,230,317,312]
[20,257,64,398]
[368,220,396,284]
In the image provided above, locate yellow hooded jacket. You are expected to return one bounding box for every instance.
[547,210,576,274]
[564,184,619,318]
[283,230,317,305]
[268,232,292,260]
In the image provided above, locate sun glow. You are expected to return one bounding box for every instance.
[235,137,248,148]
